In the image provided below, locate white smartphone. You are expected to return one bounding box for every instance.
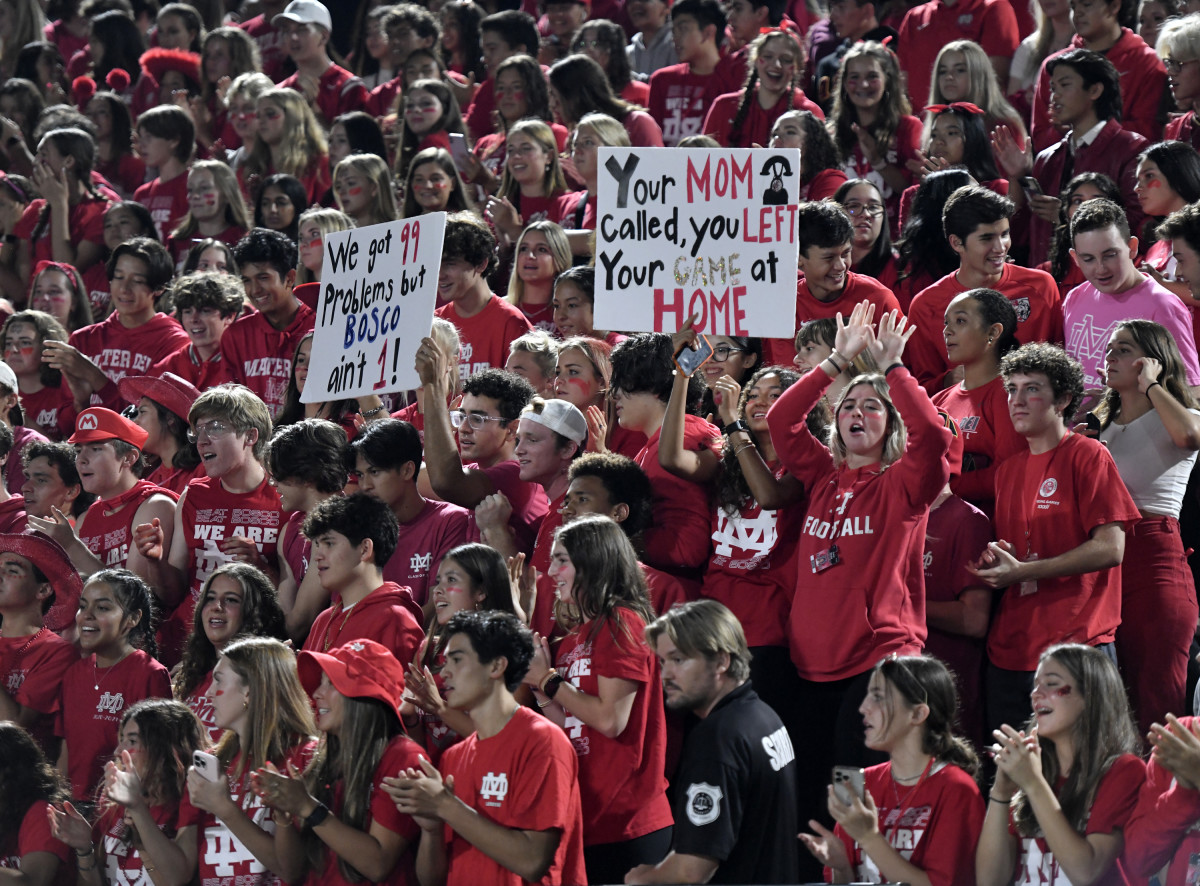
[192,750,221,782]
[832,765,866,806]
[448,132,472,173]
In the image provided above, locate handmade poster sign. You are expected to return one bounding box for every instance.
[304,212,445,402]
[594,147,801,337]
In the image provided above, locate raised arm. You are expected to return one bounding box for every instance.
[659,315,721,483]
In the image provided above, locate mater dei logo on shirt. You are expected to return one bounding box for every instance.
[480,771,509,806]
[1036,478,1060,510]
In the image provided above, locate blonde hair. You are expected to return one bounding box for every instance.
[214,637,315,778]
[575,112,631,150]
[170,159,251,241]
[828,374,907,468]
[505,220,572,307]
[295,207,355,284]
[928,40,1027,140]
[498,118,568,200]
[431,317,463,395]
[333,153,398,227]
[189,383,273,461]
[244,87,329,184]
[645,599,751,683]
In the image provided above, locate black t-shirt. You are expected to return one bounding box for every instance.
[672,681,799,884]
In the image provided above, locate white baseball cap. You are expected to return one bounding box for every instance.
[273,0,332,32]
[520,398,588,446]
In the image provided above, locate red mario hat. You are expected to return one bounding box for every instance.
[119,372,201,424]
[297,639,407,717]
[0,531,84,632]
[68,407,150,449]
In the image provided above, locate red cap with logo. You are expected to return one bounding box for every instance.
[297,639,408,716]
[68,407,150,449]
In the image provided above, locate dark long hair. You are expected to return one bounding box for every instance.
[254,174,307,243]
[441,0,486,82]
[422,543,517,670]
[927,106,999,181]
[1012,644,1140,837]
[896,169,973,284]
[1139,140,1200,240]
[834,178,893,278]
[728,31,803,147]
[795,111,841,184]
[0,723,68,844]
[571,19,636,94]
[91,11,146,84]
[1048,173,1123,283]
[553,515,654,640]
[547,54,638,126]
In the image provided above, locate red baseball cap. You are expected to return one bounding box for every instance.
[0,531,84,632]
[68,407,150,449]
[297,639,407,715]
[119,372,202,424]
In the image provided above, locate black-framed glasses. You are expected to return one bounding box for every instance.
[1165,57,1200,75]
[711,345,745,362]
[449,410,509,431]
[841,201,885,218]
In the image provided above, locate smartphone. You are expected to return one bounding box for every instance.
[448,132,472,173]
[832,765,866,806]
[192,750,221,782]
[673,335,714,377]
[1085,411,1102,434]
[1020,176,1043,198]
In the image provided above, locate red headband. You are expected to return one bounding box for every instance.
[32,260,78,280]
[924,101,985,116]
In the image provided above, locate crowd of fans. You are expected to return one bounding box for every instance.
[4,0,1200,881]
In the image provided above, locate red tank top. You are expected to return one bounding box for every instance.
[78,480,177,570]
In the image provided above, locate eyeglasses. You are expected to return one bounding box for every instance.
[579,39,606,49]
[449,410,509,431]
[841,201,885,218]
[1165,57,1200,74]
[711,345,745,362]
[187,420,235,443]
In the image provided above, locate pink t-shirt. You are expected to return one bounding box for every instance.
[1064,274,1200,389]
[384,498,472,606]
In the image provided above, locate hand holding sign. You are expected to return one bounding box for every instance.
[304,214,446,403]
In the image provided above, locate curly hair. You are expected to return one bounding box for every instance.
[567,452,654,536]
[999,342,1085,423]
[442,211,497,274]
[173,563,288,701]
[443,609,534,691]
[715,365,800,513]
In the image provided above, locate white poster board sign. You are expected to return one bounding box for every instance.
[303,213,445,402]
[593,147,801,336]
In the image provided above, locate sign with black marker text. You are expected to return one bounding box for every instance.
[303,213,445,402]
[594,147,801,336]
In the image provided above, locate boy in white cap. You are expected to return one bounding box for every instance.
[274,0,368,126]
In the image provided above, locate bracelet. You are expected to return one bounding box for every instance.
[304,802,331,831]
[75,846,96,858]
[988,794,1011,804]
[884,361,905,375]
[544,673,567,699]
[361,404,387,417]
[825,354,846,374]
[732,442,756,457]
[538,668,559,693]
[536,696,552,708]
[1147,381,1163,394]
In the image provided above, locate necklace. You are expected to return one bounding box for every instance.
[95,648,134,691]
[1,626,45,679]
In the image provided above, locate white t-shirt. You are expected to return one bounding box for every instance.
[1100,405,1200,517]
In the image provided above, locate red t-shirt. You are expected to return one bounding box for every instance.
[95,802,180,885]
[906,265,1064,393]
[178,744,317,886]
[1126,715,1200,886]
[0,801,73,886]
[1,628,77,757]
[134,173,190,243]
[435,297,533,383]
[69,313,191,401]
[622,110,666,148]
[238,14,287,81]
[702,466,802,648]
[703,88,824,148]
[468,459,550,557]
[1010,754,1145,886]
[528,493,564,640]
[932,377,1026,513]
[221,302,315,419]
[438,706,587,886]
[988,432,1141,671]
[185,670,223,745]
[166,224,246,269]
[647,59,743,146]
[384,498,472,606]
[163,476,285,666]
[464,78,497,144]
[57,649,172,800]
[762,271,902,367]
[303,582,425,666]
[20,381,75,442]
[14,196,108,268]
[767,366,950,681]
[555,609,672,845]
[635,415,721,577]
[97,154,148,199]
[833,762,984,886]
[0,496,27,533]
[279,64,369,126]
[898,0,1019,109]
[151,343,236,392]
[78,480,175,571]
[307,736,425,886]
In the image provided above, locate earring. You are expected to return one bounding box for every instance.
[988,337,994,344]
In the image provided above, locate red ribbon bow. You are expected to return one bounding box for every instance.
[924,102,985,116]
